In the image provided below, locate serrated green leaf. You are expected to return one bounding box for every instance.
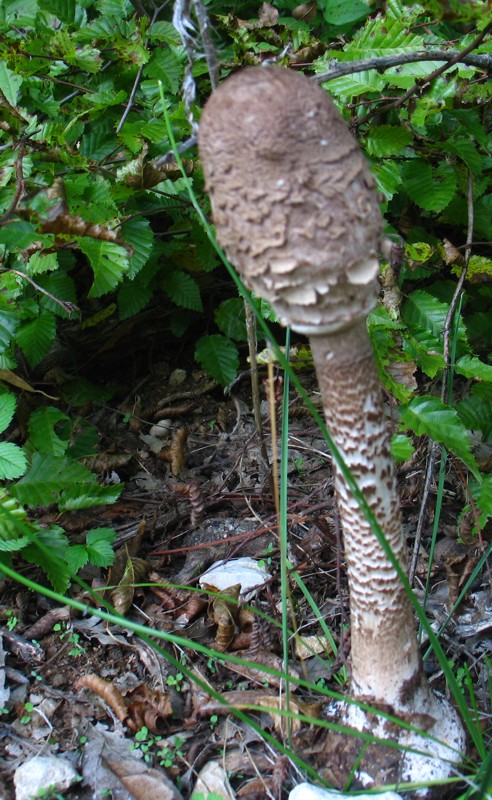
[195,335,239,386]
[390,434,415,462]
[163,271,202,312]
[23,526,71,593]
[121,217,154,278]
[365,125,413,157]
[401,160,457,213]
[85,527,116,566]
[118,278,153,320]
[0,63,23,106]
[11,454,94,506]
[16,312,56,368]
[215,298,247,342]
[58,483,122,511]
[0,442,27,480]
[143,48,183,94]
[402,289,467,346]
[455,355,492,382]
[28,407,70,456]
[0,392,16,434]
[28,252,58,275]
[77,239,129,297]
[0,220,39,250]
[39,0,76,23]
[457,392,492,440]
[324,0,370,25]
[401,396,479,475]
[471,476,492,515]
[0,310,18,354]
[66,544,89,573]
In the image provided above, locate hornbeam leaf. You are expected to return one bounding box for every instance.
[402,160,457,213]
[401,396,479,475]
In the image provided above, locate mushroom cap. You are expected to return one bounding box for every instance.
[199,67,384,335]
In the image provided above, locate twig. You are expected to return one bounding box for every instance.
[352,25,491,125]
[1,269,80,316]
[116,4,167,133]
[313,48,491,84]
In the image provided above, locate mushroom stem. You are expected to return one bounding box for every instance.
[310,322,421,709]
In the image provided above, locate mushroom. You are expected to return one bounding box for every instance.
[198,67,465,789]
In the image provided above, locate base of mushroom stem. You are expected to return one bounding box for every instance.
[316,695,465,797]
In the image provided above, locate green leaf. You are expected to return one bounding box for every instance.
[365,125,413,157]
[77,239,129,297]
[28,407,71,457]
[143,48,183,94]
[455,355,492,382]
[390,434,415,462]
[401,160,457,213]
[0,63,23,106]
[11,454,94,507]
[66,544,89,573]
[16,312,56,368]
[401,396,479,475]
[195,335,239,386]
[0,221,39,250]
[0,442,27,480]
[163,271,202,312]
[324,0,371,25]
[0,392,16,433]
[121,217,154,279]
[23,527,71,593]
[457,391,492,440]
[118,278,153,320]
[85,527,116,566]
[39,0,76,23]
[58,483,122,511]
[0,310,18,353]
[402,289,467,346]
[215,298,247,342]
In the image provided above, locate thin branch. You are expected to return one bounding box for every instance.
[313,48,491,85]
[116,4,167,133]
[346,25,492,125]
[2,269,80,316]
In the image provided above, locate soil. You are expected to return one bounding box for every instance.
[1,330,490,800]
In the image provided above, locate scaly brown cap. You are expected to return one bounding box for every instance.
[199,67,384,334]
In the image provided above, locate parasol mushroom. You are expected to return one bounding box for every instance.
[198,67,464,790]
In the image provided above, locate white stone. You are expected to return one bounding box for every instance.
[289,784,402,800]
[14,756,79,800]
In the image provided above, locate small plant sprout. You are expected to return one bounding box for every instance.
[199,67,465,791]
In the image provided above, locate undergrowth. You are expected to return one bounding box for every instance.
[0,0,491,796]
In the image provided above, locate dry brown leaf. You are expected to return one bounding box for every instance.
[76,674,131,728]
[109,555,148,615]
[206,583,241,652]
[126,684,178,733]
[159,427,188,476]
[103,758,183,800]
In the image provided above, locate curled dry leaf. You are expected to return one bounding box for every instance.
[125,683,179,733]
[159,427,188,476]
[109,555,149,615]
[76,674,132,729]
[77,675,178,734]
[206,583,241,652]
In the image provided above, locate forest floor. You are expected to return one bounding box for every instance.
[0,333,490,800]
